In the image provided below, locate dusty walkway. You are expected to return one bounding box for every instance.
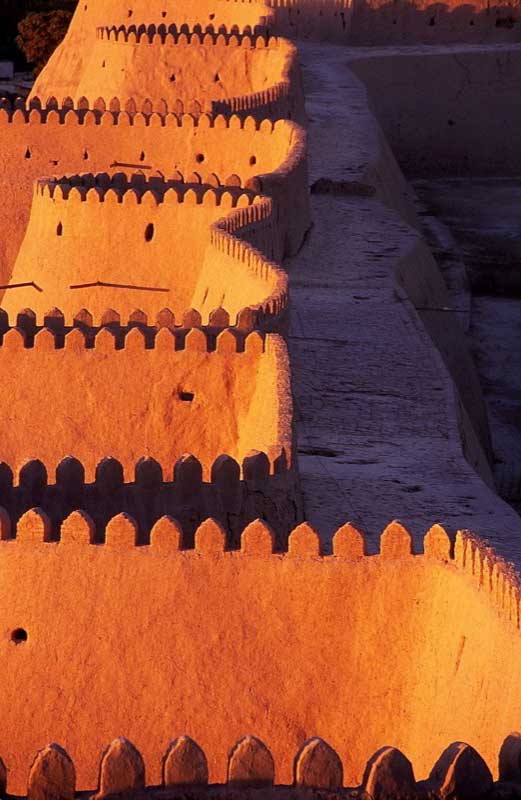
[288,42,521,560]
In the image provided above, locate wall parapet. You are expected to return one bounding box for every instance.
[0,97,291,124]
[0,321,268,350]
[0,514,518,624]
[27,170,289,329]
[210,198,289,324]
[0,449,298,547]
[95,26,276,46]
[0,733,515,798]
[0,306,265,335]
[78,29,299,120]
[35,174,256,207]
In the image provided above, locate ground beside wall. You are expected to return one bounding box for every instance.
[288,41,521,561]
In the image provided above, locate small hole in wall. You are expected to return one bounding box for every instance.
[84,4,87,9]
[128,9,133,17]
[195,153,205,163]
[249,155,257,166]
[179,391,195,402]
[102,60,106,68]
[162,10,167,17]
[25,147,31,159]
[57,222,63,237]
[170,74,176,82]
[83,150,89,160]
[214,72,220,82]
[139,151,146,161]
[11,628,27,645]
[145,223,155,242]
[209,13,215,19]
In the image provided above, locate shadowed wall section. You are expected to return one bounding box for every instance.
[349,47,521,176]
[348,0,521,44]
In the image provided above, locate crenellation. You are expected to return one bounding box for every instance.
[163,737,209,785]
[0,451,297,545]
[295,738,343,790]
[228,736,275,785]
[0,309,275,345]
[361,746,416,800]
[27,745,76,800]
[333,522,366,558]
[96,24,272,45]
[379,520,413,558]
[4,735,521,797]
[60,510,97,546]
[97,739,145,799]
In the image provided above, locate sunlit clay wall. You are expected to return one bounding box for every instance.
[0,110,307,287]
[31,0,274,100]
[0,522,519,793]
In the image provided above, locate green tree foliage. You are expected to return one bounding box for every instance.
[0,1,76,67]
[16,8,73,74]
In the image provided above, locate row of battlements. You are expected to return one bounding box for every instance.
[2,733,516,799]
[0,325,268,354]
[0,450,296,545]
[47,166,301,196]
[36,169,278,196]
[0,306,263,334]
[216,81,291,115]
[0,450,291,493]
[95,25,277,46]
[0,96,291,127]
[213,195,273,231]
[4,734,519,799]
[35,176,257,208]
[0,505,491,561]
[0,97,288,124]
[0,512,519,623]
[45,169,241,190]
[210,216,288,301]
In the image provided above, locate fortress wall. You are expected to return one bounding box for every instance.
[3,181,285,322]
[256,118,311,255]
[31,30,302,123]
[349,47,521,177]
[76,37,290,110]
[194,201,289,321]
[30,0,273,102]
[0,520,518,792]
[349,0,521,44]
[269,0,352,42]
[340,59,495,470]
[4,182,219,319]
[0,110,304,282]
[0,327,291,482]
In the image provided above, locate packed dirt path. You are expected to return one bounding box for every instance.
[287,41,521,560]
